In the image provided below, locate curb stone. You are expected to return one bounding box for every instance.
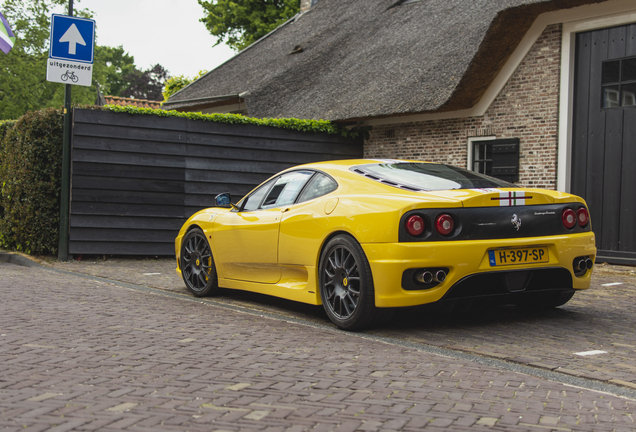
[0,251,44,268]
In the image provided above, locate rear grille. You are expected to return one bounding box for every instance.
[440,267,573,301]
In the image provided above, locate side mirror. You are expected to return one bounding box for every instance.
[214,192,238,210]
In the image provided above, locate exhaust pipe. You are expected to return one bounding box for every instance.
[417,271,433,284]
[434,270,446,283]
[575,258,586,272]
[585,258,593,270]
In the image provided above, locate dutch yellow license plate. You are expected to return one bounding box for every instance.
[488,247,549,266]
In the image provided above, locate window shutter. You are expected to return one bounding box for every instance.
[490,138,520,182]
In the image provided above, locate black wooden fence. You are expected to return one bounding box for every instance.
[69,109,363,256]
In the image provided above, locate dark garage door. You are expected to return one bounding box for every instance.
[571,22,636,265]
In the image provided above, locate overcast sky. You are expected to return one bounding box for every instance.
[74,0,236,78]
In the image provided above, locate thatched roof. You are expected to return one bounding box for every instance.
[163,0,603,122]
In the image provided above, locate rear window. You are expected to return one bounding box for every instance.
[352,162,516,191]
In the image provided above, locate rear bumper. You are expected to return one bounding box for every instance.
[362,232,596,307]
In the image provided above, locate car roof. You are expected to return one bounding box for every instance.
[284,159,435,195]
[291,159,432,173]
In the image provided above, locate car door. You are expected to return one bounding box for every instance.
[278,172,339,267]
[213,171,314,284]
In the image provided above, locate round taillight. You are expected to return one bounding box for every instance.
[435,214,454,236]
[562,208,576,229]
[577,207,589,227]
[406,215,425,236]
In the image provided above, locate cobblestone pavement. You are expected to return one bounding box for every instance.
[36,255,636,391]
[1,261,636,431]
[377,271,636,387]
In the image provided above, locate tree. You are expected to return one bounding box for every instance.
[0,0,72,119]
[94,45,137,97]
[0,0,170,120]
[120,63,168,101]
[198,0,299,51]
[162,69,208,102]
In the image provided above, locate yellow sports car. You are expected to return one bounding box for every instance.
[175,159,596,330]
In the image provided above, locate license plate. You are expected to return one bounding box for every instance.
[488,247,548,266]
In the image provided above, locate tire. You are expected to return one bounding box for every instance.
[180,228,219,297]
[548,290,575,307]
[319,234,390,330]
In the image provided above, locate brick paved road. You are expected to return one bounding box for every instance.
[42,256,636,391]
[376,271,636,387]
[2,261,636,431]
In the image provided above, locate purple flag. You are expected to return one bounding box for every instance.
[1,11,16,54]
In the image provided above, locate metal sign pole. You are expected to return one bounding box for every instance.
[57,0,73,262]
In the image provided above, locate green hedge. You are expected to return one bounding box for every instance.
[0,109,63,255]
[102,105,364,138]
[0,120,16,137]
[0,120,17,223]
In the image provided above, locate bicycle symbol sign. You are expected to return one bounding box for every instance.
[61,70,79,83]
[46,60,92,86]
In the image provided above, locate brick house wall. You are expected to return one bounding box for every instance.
[365,24,562,189]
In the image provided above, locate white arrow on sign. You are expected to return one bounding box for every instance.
[58,23,86,55]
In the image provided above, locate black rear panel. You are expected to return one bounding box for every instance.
[399,204,591,242]
[440,267,574,300]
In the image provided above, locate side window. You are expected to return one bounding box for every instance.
[261,171,313,209]
[297,172,338,203]
[241,178,276,212]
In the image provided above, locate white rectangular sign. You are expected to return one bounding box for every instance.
[46,59,92,87]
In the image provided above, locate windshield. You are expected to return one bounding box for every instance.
[353,162,516,191]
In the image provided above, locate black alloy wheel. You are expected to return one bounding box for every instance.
[319,234,390,330]
[324,244,361,319]
[181,228,219,297]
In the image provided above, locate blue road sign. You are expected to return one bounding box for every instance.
[49,14,95,64]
